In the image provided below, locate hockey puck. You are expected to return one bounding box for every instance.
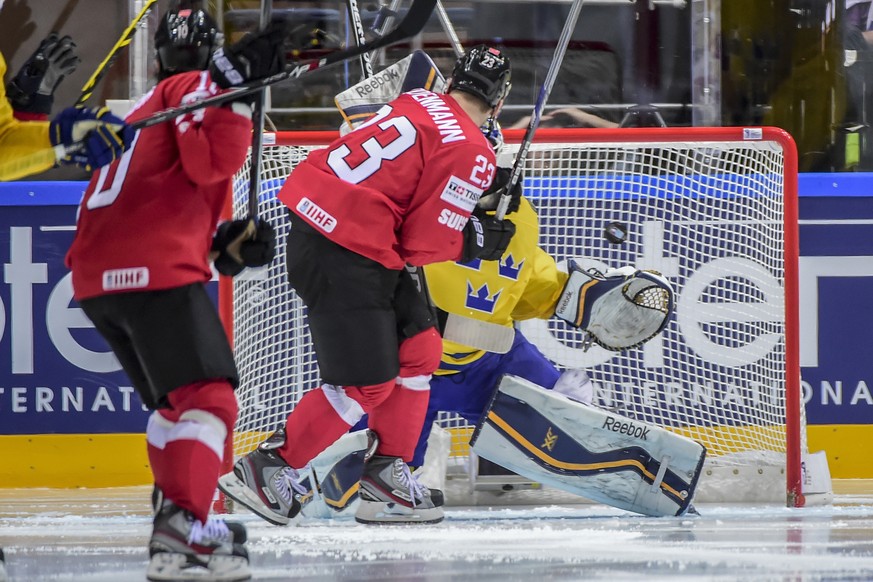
[603,221,628,245]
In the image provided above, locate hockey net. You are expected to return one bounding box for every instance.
[226,127,807,506]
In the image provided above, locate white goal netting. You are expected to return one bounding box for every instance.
[227,127,805,505]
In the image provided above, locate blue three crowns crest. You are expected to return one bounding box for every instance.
[460,254,524,313]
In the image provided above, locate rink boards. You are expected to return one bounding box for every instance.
[0,175,871,485]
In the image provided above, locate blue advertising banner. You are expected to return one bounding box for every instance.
[0,196,151,434]
[1,176,871,436]
[798,196,873,425]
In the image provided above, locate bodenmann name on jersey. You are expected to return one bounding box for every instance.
[408,88,466,144]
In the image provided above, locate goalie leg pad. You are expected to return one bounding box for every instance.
[300,429,371,519]
[470,375,706,517]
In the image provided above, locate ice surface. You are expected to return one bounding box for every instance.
[1,487,872,581]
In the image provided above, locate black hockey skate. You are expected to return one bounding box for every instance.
[314,429,444,516]
[218,430,311,526]
[151,486,248,543]
[355,455,444,525]
[147,499,249,582]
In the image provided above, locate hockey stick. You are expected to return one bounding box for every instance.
[128,0,436,131]
[76,0,158,106]
[0,0,437,181]
[371,0,405,65]
[495,0,584,220]
[246,0,273,222]
[346,0,374,77]
[434,0,463,58]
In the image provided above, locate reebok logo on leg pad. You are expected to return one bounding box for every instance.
[602,416,650,440]
[470,374,706,517]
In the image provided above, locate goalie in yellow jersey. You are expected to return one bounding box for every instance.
[272,50,698,519]
[411,164,593,466]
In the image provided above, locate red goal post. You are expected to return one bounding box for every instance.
[221,127,805,507]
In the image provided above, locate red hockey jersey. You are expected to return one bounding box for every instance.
[278,89,497,270]
[65,70,253,300]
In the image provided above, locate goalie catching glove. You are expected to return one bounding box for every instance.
[212,219,277,276]
[554,260,674,351]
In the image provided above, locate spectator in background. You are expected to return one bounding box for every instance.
[846,0,873,43]
[843,0,873,169]
[509,107,619,130]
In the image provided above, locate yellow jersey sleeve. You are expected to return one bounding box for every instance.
[511,246,568,321]
[0,53,56,181]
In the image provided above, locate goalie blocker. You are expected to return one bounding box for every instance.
[470,374,706,517]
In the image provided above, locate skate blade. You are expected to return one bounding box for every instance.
[147,551,250,581]
[217,473,294,527]
[354,500,444,525]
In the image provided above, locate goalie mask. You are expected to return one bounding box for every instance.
[554,261,674,351]
[481,117,504,153]
[155,8,222,80]
[449,45,512,109]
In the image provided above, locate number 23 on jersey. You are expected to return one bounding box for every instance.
[326,105,495,189]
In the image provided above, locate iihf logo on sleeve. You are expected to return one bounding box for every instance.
[297,197,337,233]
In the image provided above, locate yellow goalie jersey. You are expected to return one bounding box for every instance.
[424,196,569,372]
[0,53,55,181]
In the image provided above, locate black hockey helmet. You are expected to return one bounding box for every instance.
[155,7,222,79]
[449,45,512,108]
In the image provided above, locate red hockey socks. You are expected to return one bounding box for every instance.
[146,380,238,523]
[277,379,394,469]
[369,328,441,461]
[368,382,430,461]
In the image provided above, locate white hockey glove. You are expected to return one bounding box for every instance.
[554,260,674,351]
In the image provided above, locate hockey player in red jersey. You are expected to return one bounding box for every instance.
[64,8,287,581]
[218,45,516,525]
